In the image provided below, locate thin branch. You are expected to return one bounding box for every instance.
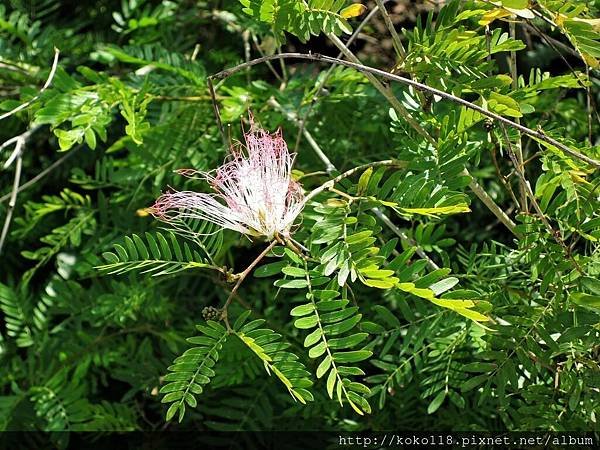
[207,77,227,149]
[462,169,518,236]
[327,33,435,145]
[303,160,400,204]
[498,124,582,274]
[373,0,406,59]
[269,97,440,269]
[293,1,383,153]
[251,32,284,83]
[0,148,77,205]
[0,48,60,122]
[2,125,41,169]
[0,135,22,154]
[209,52,600,169]
[509,20,527,212]
[220,240,277,331]
[0,139,24,255]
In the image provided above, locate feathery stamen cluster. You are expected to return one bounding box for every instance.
[151,122,303,240]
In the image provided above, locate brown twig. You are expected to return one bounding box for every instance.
[498,124,583,274]
[207,76,227,149]
[220,240,277,331]
[269,97,440,269]
[293,1,387,154]
[209,52,600,169]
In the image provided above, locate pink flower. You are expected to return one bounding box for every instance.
[151,122,304,240]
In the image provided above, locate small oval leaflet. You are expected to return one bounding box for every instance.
[340,4,367,19]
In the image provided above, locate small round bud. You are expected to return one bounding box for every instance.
[202,306,221,321]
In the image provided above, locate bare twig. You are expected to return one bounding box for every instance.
[209,52,600,169]
[327,33,435,144]
[0,48,60,122]
[374,0,406,58]
[2,125,41,169]
[462,170,518,236]
[0,147,78,205]
[269,97,440,269]
[303,160,400,204]
[509,20,527,212]
[207,77,227,148]
[251,32,284,83]
[498,124,582,274]
[0,139,24,255]
[220,240,277,331]
[293,1,383,153]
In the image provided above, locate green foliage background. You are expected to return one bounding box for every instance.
[0,0,599,440]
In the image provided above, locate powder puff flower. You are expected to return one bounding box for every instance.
[150,121,304,240]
